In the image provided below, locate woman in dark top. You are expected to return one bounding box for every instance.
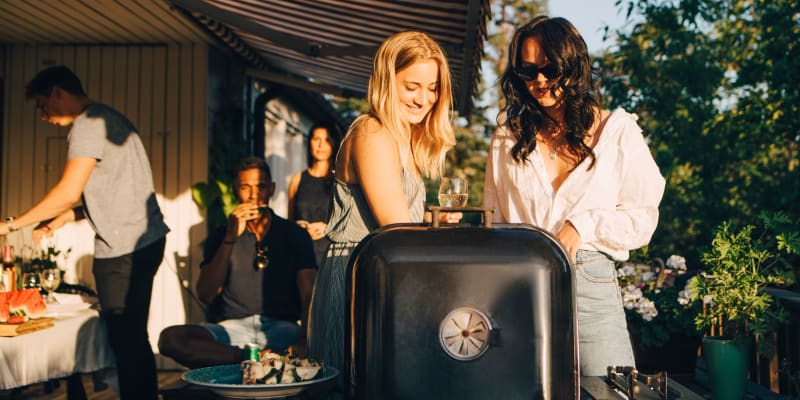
[288,122,340,266]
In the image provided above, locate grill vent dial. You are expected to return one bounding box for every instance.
[438,307,492,361]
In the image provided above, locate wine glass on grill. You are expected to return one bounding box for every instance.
[438,177,469,208]
[40,268,61,303]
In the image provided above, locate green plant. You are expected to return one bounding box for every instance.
[689,212,798,356]
[618,255,703,348]
[20,245,71,273]
[192,108,247,229]
[192,179,238,230]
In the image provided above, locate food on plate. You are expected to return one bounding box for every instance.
[0,289,48,323]
[241,349,322,385]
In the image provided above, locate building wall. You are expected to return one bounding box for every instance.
[0,44,209,353]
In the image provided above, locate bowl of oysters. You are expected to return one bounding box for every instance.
[182,350,338,399]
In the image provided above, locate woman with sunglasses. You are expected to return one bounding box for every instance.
[483,16,666,376]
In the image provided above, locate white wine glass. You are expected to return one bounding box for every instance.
[40,268,61,303]
[438,177,469,208]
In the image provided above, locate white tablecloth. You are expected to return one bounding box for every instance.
[0,308,115,389]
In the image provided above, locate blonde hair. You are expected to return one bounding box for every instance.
[352,30,455,179]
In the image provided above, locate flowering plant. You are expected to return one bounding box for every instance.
[20,244,71,273]
[618,255,703,348]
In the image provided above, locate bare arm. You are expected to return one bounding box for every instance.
[196,202,261,304]
[556,221,581,262]
[350,127,411,226]
[1,158,95,235]
[32,207,83,243]
[296,268,316,342]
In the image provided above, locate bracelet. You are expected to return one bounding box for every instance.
[5,217,16,232]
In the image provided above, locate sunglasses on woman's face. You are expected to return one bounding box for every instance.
[514,64,560,81]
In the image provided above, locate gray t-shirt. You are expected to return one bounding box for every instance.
[67,103,169,258]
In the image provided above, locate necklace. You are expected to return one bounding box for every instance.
[539,126,565,160]
[547,139,565,160]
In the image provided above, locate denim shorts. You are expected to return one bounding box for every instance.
[202,314,302,351]
[575,250,636,376]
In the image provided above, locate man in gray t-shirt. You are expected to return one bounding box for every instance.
[0,66,169,400]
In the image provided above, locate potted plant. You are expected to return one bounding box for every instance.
[689,211,798,399]
[618,255,703,374]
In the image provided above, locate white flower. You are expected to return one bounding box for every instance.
[678,289,691,305]
[703,295,715,305]
[622,285,643,310]
[636,298,659,321]
[641,271,656,282]
[666,255,687,270]
[617,263,636,277]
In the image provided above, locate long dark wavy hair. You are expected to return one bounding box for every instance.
[305,122,341,169]
[306,121,341,196]
[499,16,601,168]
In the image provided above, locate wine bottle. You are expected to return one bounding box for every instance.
[1,245,16,292]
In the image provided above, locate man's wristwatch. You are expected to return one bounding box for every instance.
[5,217,17,232]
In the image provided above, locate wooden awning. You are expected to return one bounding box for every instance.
[0,0,490,116]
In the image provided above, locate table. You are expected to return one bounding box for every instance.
[0,307,115,391]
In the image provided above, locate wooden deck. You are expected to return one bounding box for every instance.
[0,370,184,400]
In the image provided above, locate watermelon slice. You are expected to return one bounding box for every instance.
[0,292,9,323]
[0,289,47,323]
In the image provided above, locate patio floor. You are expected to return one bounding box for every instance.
[0,370,183,400]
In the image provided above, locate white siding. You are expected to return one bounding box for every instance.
[263,97,312,219]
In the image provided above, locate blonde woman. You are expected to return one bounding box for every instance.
[308,30,455,391]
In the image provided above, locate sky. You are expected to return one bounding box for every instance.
[548,0,632,54]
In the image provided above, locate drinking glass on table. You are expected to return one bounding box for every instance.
[40,268,61,303]
[21,271,41,290]
[438,177,469,208]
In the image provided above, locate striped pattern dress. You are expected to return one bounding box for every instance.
[308,166,425,395]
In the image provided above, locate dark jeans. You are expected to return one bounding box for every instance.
[93,238,165,400]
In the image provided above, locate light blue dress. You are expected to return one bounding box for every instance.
[308,166,424,393]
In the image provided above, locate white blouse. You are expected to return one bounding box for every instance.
[483,108,666,261]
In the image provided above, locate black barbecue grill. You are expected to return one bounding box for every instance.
[346,216,578,399]
[343,208,704,400]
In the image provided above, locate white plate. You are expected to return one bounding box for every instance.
[44,302,92,318]
[182,364,338,399]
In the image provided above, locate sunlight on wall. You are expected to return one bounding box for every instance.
[263,98,309,219]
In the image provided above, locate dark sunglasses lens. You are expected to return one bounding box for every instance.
[516,65,559,80]
[541,65,560,79]
[254,248,268,270]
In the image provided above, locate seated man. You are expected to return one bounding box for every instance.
[159,157,316,368]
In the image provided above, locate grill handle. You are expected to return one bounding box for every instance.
[427,206,494,228]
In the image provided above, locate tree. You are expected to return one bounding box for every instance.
[435,0,546,212]
[597,0,800,268]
